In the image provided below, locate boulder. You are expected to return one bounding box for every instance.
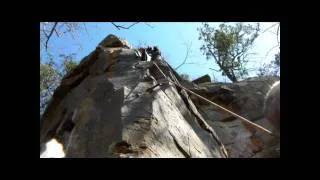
[192,74,211,84]
[189,77,280,157]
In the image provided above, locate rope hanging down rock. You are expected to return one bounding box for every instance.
[152,62,279,138]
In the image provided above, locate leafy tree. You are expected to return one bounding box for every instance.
[40,54,78,116]
[198,23,260,82]
[40,59,61,116]
[59,54,78,77]
[257,52,280,77]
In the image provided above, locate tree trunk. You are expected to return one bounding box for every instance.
[230,69,238,83]
[221,68,238,83]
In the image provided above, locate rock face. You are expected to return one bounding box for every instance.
[40,34,280,158]
[189,76,280,158]
[192,74,211,84]
[264,81,280,131]
[40,34,227,158]
[98,34,131,49]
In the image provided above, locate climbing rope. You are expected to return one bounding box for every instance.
[152,62,279,138]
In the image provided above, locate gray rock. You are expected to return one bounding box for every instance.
[40,35,226,158]
[190,77,280,158]
[192,74,211,84]
[40,35,279,158]
[99,34,131,49]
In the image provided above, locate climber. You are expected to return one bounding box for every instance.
[263,81,280,132]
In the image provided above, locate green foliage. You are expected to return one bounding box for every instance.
[180,73,191,81]
[274,52,280,67]
[198,23,260,82]
[40,54,78,116]
[40,59,61,116]
[59,54,78,77]
[257,52,280,77]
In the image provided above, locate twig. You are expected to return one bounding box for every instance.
[184,62,197,65]
[277,24,280,47]
[111,22,139,30]
[42,29,49,39]
[45,22,58,51]
[175,42,192,70]
[111,22,120,30]
[54,28,61,38]
[41,23,49,38]
[209,68,220,72]
[82,23,91,39]
[175,34,192,70]
[261,23,277,34]
[264,45,279,60]
[144,23,155,28]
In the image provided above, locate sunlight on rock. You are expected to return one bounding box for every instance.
[40,139,65,158]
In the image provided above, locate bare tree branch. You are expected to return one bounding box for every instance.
[261,23,277,34]
[174,34,194,70]
[111,22,139,30]
[42,29,49,39]
[175,41,192,70]
[69,30,76,40]
[182,62,208,66]
[40,28,49,49]
[82,23,91,39]
[144,23,154,28]
[209,68,220,72]
[262,23,280,62]
[277,23,280,47]
[40,23,50,38]
[247,68,259,71]
[207,41,220,63]
[54,28,61,38]
[125,22,139,29]
[264,45,278,60]
[111,22,120,30]
[45,22,58,51]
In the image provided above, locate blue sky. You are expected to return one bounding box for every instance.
[40,22,279,82]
